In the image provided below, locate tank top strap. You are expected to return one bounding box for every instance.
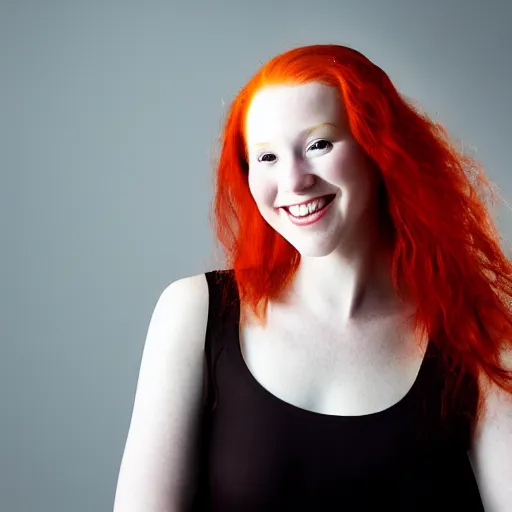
[191,270,240,510]
[203,269,240,412]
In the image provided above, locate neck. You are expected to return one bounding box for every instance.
[281,225,407,325]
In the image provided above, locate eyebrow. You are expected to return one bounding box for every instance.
[249,122,338,149]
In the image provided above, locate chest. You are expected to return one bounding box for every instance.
[238,305,429,416]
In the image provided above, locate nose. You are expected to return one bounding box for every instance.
[278,155,316,193]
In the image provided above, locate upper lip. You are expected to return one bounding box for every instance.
[278,193,335,209]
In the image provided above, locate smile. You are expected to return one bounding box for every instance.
[282,194,336,226]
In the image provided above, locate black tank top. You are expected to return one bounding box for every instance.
[191,269,484,511]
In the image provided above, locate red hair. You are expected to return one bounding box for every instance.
[208,44,512,430]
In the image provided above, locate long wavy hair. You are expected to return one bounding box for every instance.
[208,44,512,430]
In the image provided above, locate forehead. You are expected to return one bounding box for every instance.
[245,82,345,144]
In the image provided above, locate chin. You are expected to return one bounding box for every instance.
[294,243,339,258]
[280,232,341,258]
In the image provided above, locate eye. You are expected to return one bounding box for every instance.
[257,153,277,163]
[255,140,332,164]
[308,139,332,152]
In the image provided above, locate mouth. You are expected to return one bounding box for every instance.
[282,194,336,215]
[281,193,337,226]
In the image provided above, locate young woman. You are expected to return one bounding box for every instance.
[113,44,512,511]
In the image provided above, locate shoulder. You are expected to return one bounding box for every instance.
[155,272,210,327]
[164,272,209,302]
[157,269,236,340]
[113,272,212,510]
[163,269,235,308]
[468,344,512,511]
[159,272,211,341]
[471,344,512,435]
[163,266,234,299]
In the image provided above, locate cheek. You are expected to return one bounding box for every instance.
[324,143,374,184]
[247,172,261,203]
[248,172,275,208]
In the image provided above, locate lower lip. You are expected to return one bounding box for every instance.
[282,197,335,226]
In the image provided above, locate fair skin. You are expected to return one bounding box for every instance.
[245,81,405,325]
[244,81,512,510]
[111,80,510,511]
[241,81,426,419]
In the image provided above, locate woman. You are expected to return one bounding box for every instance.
[113,45,512,511]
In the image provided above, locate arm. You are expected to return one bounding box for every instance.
[113,274,209,512]
[468,347,512,512]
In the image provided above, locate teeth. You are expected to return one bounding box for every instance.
[288,197,327,217]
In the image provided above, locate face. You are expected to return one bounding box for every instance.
[245,82,382,258]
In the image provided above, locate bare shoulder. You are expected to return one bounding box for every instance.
[468,344,512,512]
[144,272,210,363]
[113,272,210,512]
[165,272,209,302]
[161,273,210,331]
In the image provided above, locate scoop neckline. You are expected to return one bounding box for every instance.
[231,297,433,422]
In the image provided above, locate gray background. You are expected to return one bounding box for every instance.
[2,0,511,511]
